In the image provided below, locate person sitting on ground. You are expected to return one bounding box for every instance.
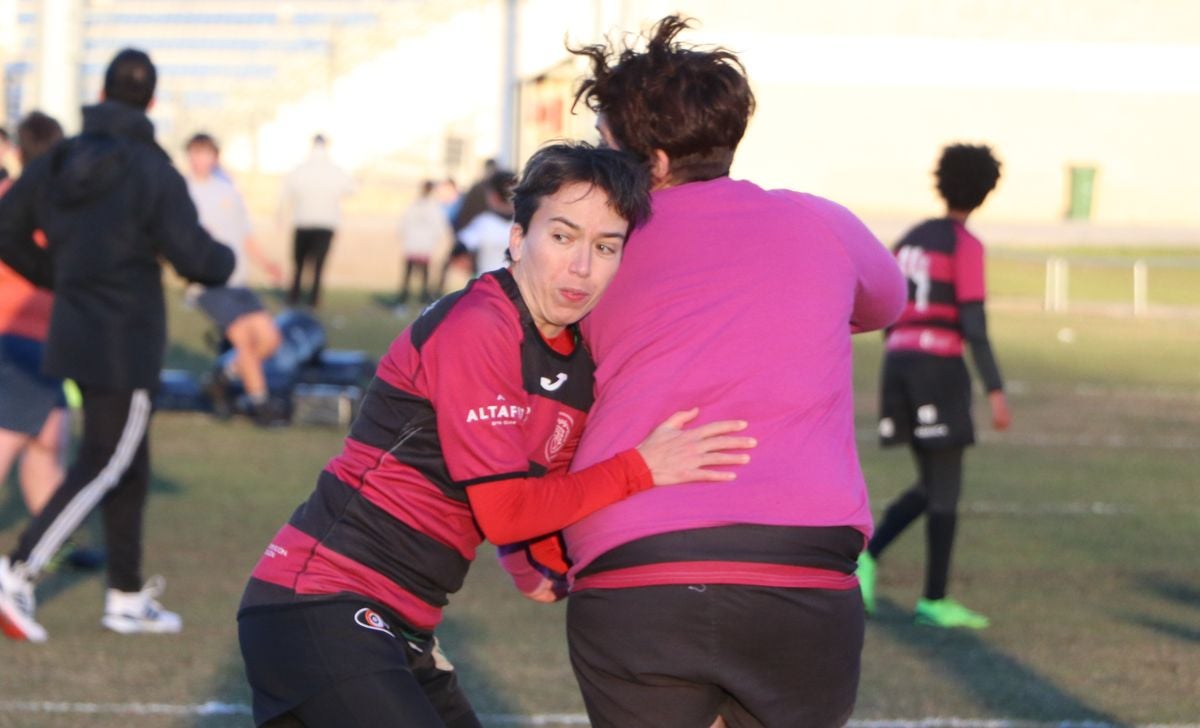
[183,132,286,426]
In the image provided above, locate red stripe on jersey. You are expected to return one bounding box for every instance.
[373,332,423,392]
[923,250,955,284]
[252,524,443,630]
[329,441,483,560]
[885,327,965,356]
[953,223,987,303]
[571,561,859,592]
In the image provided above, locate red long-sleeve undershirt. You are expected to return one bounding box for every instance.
[467,444,652,546]
[465,327,654,545]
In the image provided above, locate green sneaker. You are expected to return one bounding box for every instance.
[856,552,877,614]
[915,597,990,629]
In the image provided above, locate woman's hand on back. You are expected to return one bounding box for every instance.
[636,408,756,487]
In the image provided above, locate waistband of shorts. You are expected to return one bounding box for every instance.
[237,584,435,643]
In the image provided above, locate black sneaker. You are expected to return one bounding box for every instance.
[204,370,234,420]
[251,397,291,428]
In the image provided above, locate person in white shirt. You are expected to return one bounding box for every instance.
[396,180,452,312]
[457,171,516,277]
[185,133,285,425]
[279,135,354,308]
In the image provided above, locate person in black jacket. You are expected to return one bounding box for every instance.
[0,49,235,643]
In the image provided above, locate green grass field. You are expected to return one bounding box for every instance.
[989,247,1200,308]
[0,280,1197,727]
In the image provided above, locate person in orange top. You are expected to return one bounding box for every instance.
[0,112,66,518]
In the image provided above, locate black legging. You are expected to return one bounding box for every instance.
[261,671,483,728]
[398,258,431,304]
[11,387,153,592]
[867,446,964,600]
[289,227,334,307]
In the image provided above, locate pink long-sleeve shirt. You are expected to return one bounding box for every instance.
[565,176,906,589]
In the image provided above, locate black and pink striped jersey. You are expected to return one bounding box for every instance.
[240,270,598,631]
[886,218,987,357]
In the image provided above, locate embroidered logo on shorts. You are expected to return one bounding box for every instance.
[878,417,895,439]
[354,608,395,638]
[917,404,939,425]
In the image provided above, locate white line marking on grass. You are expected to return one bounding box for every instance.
[964,501,1132,516]
[0,703,1194,728]
[0,701,251,716]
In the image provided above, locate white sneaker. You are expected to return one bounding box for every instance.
[101,576,182,635]
[0,556,46,643]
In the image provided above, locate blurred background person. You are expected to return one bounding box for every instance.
[183,132,286,426]
[859,143,1011,630]
[395,179,452,316]
[279,134,354,309]
[0,112,70,531]
[451,158,497,233]
[0,127,11,183]
[0,49,235,643]
[457,170,516,276]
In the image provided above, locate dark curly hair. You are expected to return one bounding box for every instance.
[936,144,1002,212]
[570,15,755,185]
[512,142,651,236]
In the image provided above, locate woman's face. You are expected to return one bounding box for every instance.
[509,181,629,339]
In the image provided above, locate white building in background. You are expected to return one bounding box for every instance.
[3,0,1198,248]
[516,0,1200,239]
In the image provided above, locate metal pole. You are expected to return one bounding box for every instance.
[35,0,83,134]
[1133,259,1148,317]
[499,0,518,168]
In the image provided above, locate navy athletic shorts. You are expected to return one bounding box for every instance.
[0,334,65,436]
[237,598,479,728]
[879,351,975,449]
[567,584,864,728]
[197,286,265,331]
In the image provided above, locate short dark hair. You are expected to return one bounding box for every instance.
[16,111,63,165]
[313,134,327,146]
[103,49,157,109]
[571,15,755,185]
[936,144,1002,212]
[512,142,651,235]
[185,132,219,153]
[420,179,436,196]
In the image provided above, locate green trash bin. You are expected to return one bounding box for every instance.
[1067,165,1096,221]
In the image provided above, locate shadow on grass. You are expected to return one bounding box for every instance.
[1118,574,1200,645]
[1137,574,1200,610]
[871,596,1120,722]
[189,648,253,728]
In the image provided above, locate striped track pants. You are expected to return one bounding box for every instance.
[11,387,153,592]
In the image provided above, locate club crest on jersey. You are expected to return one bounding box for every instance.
[354,608,395,637]
[545,412,574,461]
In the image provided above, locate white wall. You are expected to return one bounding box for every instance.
[513,0,1200,229]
